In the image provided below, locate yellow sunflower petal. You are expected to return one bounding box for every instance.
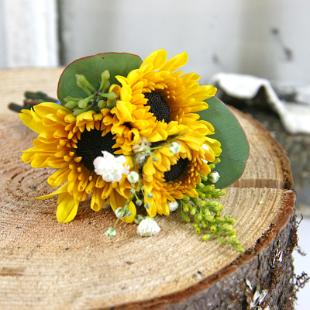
[36,183,68,200]
[19,109,44,134]
[112,101,134,122]
[122,201,136,223]
[91,189,105,212]
[34,102,68,115]
[56,192,79,223]
[162,51,188,71]
[142,49,167,70]
[47,168,70,187]
[109,190,126,211]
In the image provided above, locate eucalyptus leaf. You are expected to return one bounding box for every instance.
[57,53,142,101]
[199,97,249,188]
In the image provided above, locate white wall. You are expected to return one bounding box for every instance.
[1,0,309,85]
[60,0,310,86]
[0,0,6,67]
[0,0,58,68]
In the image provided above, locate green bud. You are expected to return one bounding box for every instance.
[107,100,116,109]
[222,224,235,234]
[73,108,88,116]
[182,196,190,202]
[205,185,214,192]
[97,100,106,109]
[225,217,235,225]
[200,176,207,183]
[106,92,117,100]
[204,208,211,217]
[190,207,196,216]
[197,183,205,190]
[63,96,80,102]
[202,234,211,241]
[197,199,206,208]
[199,200,207,208]
[210,225,217,233]
[64,101,78,109]
[193,223,199,229]
[195,213,202,222]
[195,226,201,234]
[75,74,95,95]
[181,212,190,223]
[199,193,206,199]
[99,70,111,92]
[182,204,190,213]
[205,214,215,222]
[192,198,199,205]
[78,97,90,109]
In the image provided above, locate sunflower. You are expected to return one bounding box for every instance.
[142,128,221,218]
[104,49,217,154]
[19,102,135,223]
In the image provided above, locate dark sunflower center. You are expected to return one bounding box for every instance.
[145,91,170,122]
[164,158,189,182]
[76,130,115,171]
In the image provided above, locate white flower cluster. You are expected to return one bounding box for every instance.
[93,151,129,182]
[168,201,179,212]
[209,171,220,183]
[137,217,161,237]
[127,171,139,184]
[169,142,181,154]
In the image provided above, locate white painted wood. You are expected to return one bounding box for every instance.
[0,1,7,67]
[59,0,310,86]
[0,0,58,68]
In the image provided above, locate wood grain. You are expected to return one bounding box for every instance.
[0,69,295,309]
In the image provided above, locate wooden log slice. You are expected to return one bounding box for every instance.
[0,69,296,309]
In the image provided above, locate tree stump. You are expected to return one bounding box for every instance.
[0,69,296,309]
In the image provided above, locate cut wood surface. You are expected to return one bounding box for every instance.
[0,69,296,309]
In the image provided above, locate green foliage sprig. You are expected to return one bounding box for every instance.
[62,70,117,115]
[179,177,244,252]
[8,91,58,113]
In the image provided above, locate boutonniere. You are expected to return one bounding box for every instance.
[12,49,249,251]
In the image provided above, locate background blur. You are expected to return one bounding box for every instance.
[0,0,309,308]
[1,0,310,86]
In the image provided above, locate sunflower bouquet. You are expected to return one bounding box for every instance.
[14,49,249,251]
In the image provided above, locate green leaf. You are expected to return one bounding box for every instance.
[199,97,249,188]
[57,52,142,101]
